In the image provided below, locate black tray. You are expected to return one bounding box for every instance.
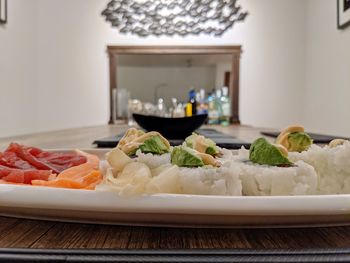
[1,248,350,262]
[261,131,349,144]
[93,128,251,149]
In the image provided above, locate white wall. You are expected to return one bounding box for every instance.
[239,0,306,129]
[0,0,307,137]
[33,0,110,134]
[0,0,37,137]
[303,0,350,136]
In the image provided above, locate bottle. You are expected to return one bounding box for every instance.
[206,92,213,124]
[157,98,166,117]
[220,86,231,126]
[186,89,197,116]
[215,89,223,123]
[195,92,201,114]
[185,102,192,117]
[173,103,185,118]
[208,90,219,124]
[197,89,208,115]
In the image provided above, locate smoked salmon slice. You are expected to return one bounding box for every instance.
[31,171,102,190]
[31,150,102,190]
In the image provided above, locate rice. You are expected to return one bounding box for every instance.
[289,142,350,194]
[178,161,242,196]
[102,145,325,196]
[232,148,318,196]
[218,147,234,160]
[100,154,242,196]
[136,150,171,169]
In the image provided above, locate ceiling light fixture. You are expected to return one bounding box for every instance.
[102,0,248,37]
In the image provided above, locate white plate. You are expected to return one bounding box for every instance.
[1,149,350,228]
[1,185,350,228]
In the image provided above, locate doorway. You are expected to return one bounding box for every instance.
[107,45,242,124]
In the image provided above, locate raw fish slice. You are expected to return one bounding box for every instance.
[32,170,102,190]
[31,151,101,190]
[0,180,26,185]
[31,149,87,169]
[0,144,94,186]
[0,165,53,184]
[83,176,103,190]
[0,152,34,169]
[5,143,87,174]
[5,143,59,172]
[55,150,99,180]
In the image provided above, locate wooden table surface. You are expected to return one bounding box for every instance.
[1,124,349,249]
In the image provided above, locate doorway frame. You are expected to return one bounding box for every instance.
[107,45,242,124]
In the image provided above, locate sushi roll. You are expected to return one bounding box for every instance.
[103,146,180,196]
[183,132,233,160]
[115,128,172,169]
[232,138,317,196]
[101,130,242,196]
[136,150,171,169]
[171,145,242,196]
[275,124,313,152]
[116,128,170,156]
[289,139,350,194]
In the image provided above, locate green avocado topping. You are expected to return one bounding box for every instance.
[139,135,170,155]
[127,148,138,157]
[185,133,219,156]
[249,138,292,166]
[171,146,204,167]
[287,132,313,152]
[205,138,219,155]
[184,133,197,148]
[205,146,217,156]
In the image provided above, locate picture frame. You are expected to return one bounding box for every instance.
[0,0,7,24]
[338,0,350,29]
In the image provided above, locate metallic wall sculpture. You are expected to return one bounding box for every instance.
[102,0,248,37]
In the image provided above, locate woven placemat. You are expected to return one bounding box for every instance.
[1,248,350,262]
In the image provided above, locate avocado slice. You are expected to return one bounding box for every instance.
[287,132,313,152]
[171,146,204,167]
[184,133,197,148]
[139,135,170,155]
[184,133,219,157]
[249,138,293,166]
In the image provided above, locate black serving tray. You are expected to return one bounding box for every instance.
[1,248,350,263]
[93,128,251,149]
